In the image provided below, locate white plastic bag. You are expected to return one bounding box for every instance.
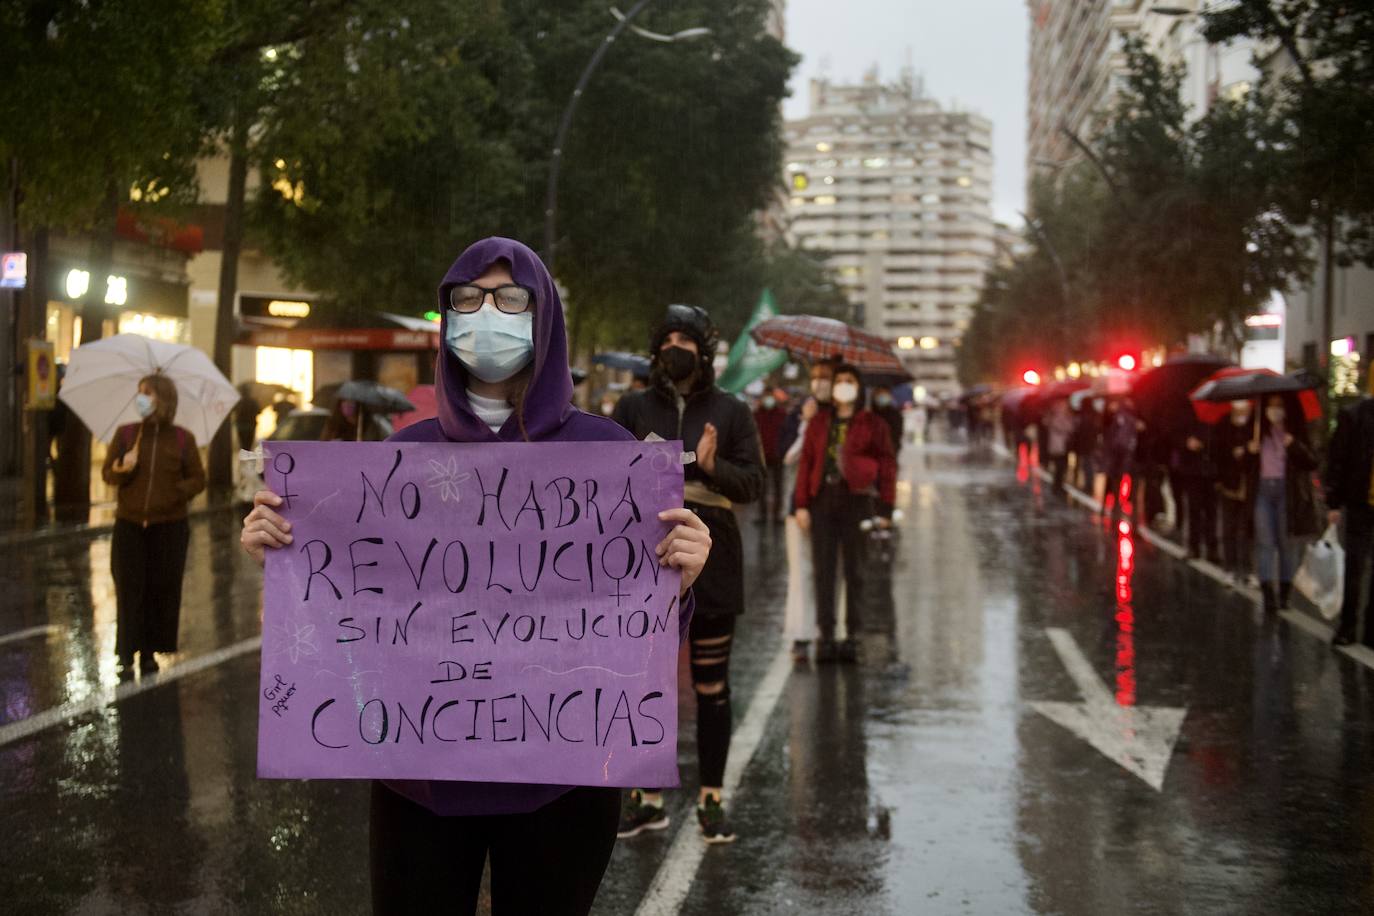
[1294,524,1344,621]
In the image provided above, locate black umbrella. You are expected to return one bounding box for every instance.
[333,380,416,414]
[1190,370,1322,417]
[960,384,993,402]
[1130,353,1233,441]
[593,352,652,378]
[861,367,914,387]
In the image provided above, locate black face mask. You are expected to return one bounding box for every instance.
[659,346,698,382]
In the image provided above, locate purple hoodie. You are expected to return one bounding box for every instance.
[385,237,692,816]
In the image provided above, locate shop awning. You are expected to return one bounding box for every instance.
[238,310,439,350]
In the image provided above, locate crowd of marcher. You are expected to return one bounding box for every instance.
[993,360,1374,652]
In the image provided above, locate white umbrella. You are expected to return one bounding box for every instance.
[59,334,239,444]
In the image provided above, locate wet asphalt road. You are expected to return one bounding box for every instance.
[4,440,1374,914]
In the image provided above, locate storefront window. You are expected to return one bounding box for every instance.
[118,312,187,343]
[256,346,314,409]
[46,303,78,361]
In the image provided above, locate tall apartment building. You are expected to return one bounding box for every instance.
[1025,0,1123,171]
[783,71,995,394]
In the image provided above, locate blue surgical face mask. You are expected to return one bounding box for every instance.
[445,305,534,384]
[134,393,155,418]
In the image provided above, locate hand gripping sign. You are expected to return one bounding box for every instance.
[257,440,685,787]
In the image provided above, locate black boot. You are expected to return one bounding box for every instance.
[1260,582,1278,615]
[1278,581,1292,610]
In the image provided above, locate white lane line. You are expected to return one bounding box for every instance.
[0,636,261,748]
[1280,609,1333,641]
[996,445,1374,672]
[0,624,61,647]
[634,644,794,916]
[1136,524,1188,560]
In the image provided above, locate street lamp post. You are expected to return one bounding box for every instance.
[542,2,709,273]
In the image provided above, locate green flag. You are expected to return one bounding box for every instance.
[717,289,788,394]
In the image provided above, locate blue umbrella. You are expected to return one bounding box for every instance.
[593,351,651,379]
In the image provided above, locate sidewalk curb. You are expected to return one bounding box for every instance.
[992,442,1374,672]
[0,499,242,549]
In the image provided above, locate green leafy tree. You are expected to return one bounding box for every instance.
[251,0,797,363]
[1203,0,1374,266]
[509,0,798,355]
[248,1,532,316]
[0,0,219,514]
[199,0,519,484]
[1090,39,1305,348]
[960,38,1307,386]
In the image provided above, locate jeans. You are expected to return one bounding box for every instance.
[1254,477,1294,583]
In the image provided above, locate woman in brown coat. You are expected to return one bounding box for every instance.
[101,373,206,675]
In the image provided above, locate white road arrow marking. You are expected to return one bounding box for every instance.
[1030,628,1186,792]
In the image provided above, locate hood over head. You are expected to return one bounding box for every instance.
[649,303,719,393]
[434,237,574,441]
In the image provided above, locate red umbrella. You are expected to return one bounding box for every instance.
[1189,368,1322,423]
[1039,378,1091,402]
[750,314,909,378]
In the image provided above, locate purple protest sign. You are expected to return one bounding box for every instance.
[256,440,684,788]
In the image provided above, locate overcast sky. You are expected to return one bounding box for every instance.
[782,0,1028,226]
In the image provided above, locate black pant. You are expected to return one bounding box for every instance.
[1219,494,1252,574]
[810,483,870,641]
[1337,505,1374,643]
[763,461,785,519]
[1178,474,1218,559]
[369,783,620,916]
[1050,452,1069,492]
[1142,464,1167,523]
[689,612,735,788]
[111,518,190,658]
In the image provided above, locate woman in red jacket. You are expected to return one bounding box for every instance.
[794,363,897,662]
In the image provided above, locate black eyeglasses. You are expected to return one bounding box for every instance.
[447,284,534,314]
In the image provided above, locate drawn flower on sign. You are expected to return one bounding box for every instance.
[279,619,318,664]
[427,456,471,503]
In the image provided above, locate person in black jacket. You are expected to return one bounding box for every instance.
[777,358,836,462]
[1172,415,1218,561]
[1214,400,1257,583]
[871,385,904,452]
[611,303,764,846]
[1325,396,1374,646]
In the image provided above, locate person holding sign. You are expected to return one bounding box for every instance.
[612,304,765,845]
[103,373,205,676]
[241,237,711,916]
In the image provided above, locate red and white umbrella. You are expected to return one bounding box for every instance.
[749,314,908,378]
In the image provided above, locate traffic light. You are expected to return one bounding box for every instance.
[1117,354,1137,371]
[1022,369,1041,386]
